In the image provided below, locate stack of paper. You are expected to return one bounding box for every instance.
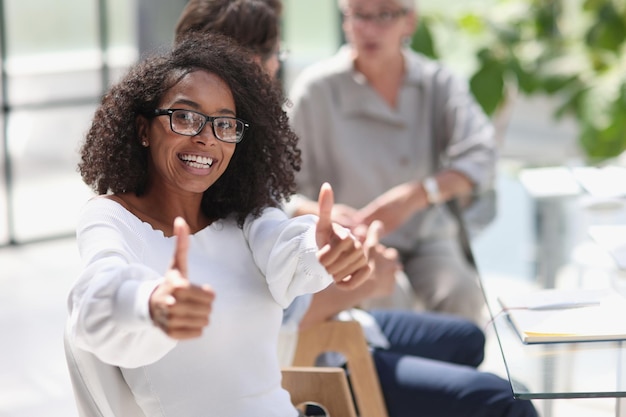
[498,288,626,344]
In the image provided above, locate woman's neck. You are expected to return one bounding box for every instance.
[354,51,405,109]
[112,191,210,236]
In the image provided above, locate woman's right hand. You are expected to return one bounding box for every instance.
[149,217,216,340]
[315,183,371,290]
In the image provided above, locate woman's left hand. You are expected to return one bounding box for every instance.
[149,217,215,339]
[353,181,427,236]
[315,182,371,289]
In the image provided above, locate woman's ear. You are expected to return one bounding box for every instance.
[136,115,150,147]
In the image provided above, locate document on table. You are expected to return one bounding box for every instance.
[498,288,626,344]
[519,166,582,198]
[570,165,626,198]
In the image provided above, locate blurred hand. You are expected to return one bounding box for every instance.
[315,182,371,290]
[354,181,427,236]
[149,217,215,340]
[330,203,359,229]
[362,221,402,299]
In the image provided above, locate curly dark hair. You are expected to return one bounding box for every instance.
[78,32,301,226]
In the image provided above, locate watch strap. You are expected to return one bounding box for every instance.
[422,176,441,205]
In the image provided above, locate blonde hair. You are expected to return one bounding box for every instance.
[338,0,416,11]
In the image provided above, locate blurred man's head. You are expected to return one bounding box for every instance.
[175,0,284,78]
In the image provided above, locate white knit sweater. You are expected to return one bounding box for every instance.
[67,197,333,417]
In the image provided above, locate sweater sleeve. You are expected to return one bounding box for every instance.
[434,65,497,193]
[244,208,334,308]
[67,199,177,368]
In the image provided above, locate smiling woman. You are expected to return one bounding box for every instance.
[77,33,297,228]
[65,31,371,417]
[134,70,241,209]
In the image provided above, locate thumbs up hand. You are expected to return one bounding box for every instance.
[149,217,215,339]
[315,183,371,290]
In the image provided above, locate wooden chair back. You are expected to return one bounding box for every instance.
[282,366,358,417]
[291,320,389,417]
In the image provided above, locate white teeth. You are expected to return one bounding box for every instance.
[180,154,213,166]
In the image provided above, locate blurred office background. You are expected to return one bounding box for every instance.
[2,0,621,416]
[0,0,346,246]
[0,0,588,247]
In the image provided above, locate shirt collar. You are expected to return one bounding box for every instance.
[336,44,424,86]
[335,45,422,124]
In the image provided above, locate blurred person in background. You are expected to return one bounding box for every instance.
[285,0,498,325]
[175,0,285,80]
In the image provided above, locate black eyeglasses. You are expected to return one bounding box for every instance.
[343,9,408,27]
[261,47,290,63]
[153,109,250,143]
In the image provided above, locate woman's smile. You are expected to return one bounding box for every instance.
[178,153,214,169]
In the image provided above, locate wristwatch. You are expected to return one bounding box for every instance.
[422,176,441,205]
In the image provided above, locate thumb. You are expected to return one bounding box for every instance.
[315,182,334,248]
[171,216,190,279]
[364,220,383,249]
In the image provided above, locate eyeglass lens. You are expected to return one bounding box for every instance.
[346,9,407,26]
[171,109,243,143]
[276,48,290,62]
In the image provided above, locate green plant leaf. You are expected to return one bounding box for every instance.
[457,13,485,36]
[582,0,605,11]
[469,58,505,116]
[584,3,626,53]
[509,58,539,94]
[541,74,579,94]
[553,86,587,120]
[533,0,563,40]
[412,18,437,59]
[579,121,626,162]
[578,83,626,161]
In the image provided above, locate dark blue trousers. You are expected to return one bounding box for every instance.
[369,310,538,417]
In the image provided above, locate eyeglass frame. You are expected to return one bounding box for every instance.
[275,47,290,62]
[261,46,290,63]
[343,8,408,27]
[153,108,250,144]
